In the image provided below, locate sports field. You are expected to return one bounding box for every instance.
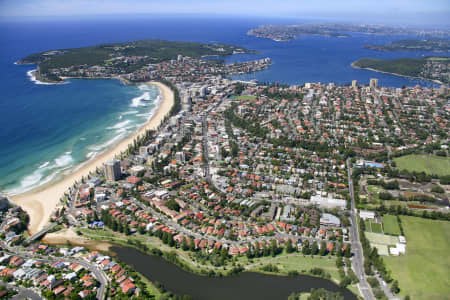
[384,216,450,299]
[235,95,257,100]
[393,154,450,176]
[365,232,398,256]
[365,219,383,233]
[365,232,398,245]
[370,222,383,233]
[382,215,401,235]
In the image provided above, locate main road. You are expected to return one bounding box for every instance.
[347,158,374,300]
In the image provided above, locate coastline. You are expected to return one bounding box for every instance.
[350,62,446,86]
[11,80,175,234]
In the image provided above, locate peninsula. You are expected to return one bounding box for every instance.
[352,56,450,85]
[16,39,255,83]
[364,39,450,52]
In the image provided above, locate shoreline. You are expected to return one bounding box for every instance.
[350,62,446,86]
[11,80,175,234]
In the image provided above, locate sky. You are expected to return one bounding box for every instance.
[0,0,449,26]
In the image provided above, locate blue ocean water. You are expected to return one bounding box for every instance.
[0,15,448,194]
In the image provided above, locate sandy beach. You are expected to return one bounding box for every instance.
[12,81,174,234]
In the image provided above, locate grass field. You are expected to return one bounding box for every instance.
[382,215,401,235]
[394,154,450,176]
[246,254,340,281]
[384,216,450,299]
[235,95,257,100]
[365,219,383,233]
[371,223,383,233]
[365,232,398,246]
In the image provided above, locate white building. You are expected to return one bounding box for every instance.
[359,210,375,220]
[320,213,341,227]
[310,194,346,209]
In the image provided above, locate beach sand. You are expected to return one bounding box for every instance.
[12,81,174,234]
[44,228,113,252]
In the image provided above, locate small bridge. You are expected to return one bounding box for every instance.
[25,223,57,243]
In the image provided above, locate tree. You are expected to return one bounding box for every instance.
[111,220,118,232]
[339,276,351,288]
[124,223,130,235]
[166,199,181,211]
[220,248,228,260]
[319,241,327,256]
[336,257,344,268]
[181,237,188,251]
[168,233,175,247]
[246,243,254,258]
[344,244,352,258]
[302,240,310,255]
[311,241,319,255]
[334,242,342,257]
[189,237,195,251]
[391,280,400,294]
[162,232,169,244]
[270,239,278,257]
[285,239,294,253]
[138,226,145,234]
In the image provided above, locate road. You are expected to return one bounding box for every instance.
[0,241,108,300]
[347,158,374,300]
[376,273,398,300]
[131,198,345,248]
[202,114,211,181]
[0,281,42,300]
[201,96,225,183]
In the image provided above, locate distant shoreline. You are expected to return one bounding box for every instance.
[350,62,445,86]
[12,79,175,234]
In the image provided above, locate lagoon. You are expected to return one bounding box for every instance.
[111,246,357,300]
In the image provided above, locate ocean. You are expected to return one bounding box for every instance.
[0,15,447,194]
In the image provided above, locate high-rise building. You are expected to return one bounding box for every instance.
[369,78,378,89]
[175,151,185,163]
[104,159,122,181]
[352,80,358,88]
